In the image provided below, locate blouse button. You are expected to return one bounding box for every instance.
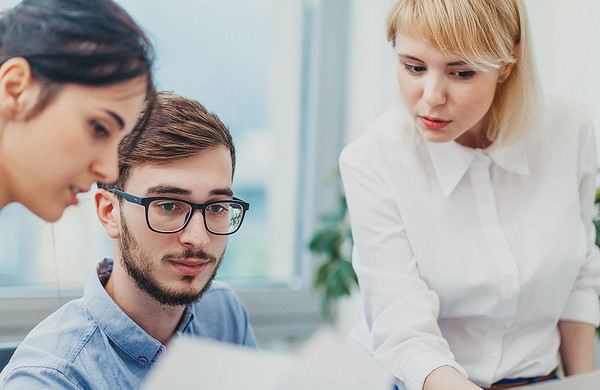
[138,356,149,365]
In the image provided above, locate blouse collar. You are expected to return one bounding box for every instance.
[424,138,530,197]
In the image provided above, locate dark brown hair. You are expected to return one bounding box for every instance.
[99,92,235,190]
[0,0,156,116]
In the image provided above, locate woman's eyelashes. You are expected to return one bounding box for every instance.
[403,62,476,80]
[90,120,110,138]
[404,63,426,74]
[450,70,475,80]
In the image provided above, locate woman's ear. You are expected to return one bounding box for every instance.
[95,189,121,239]
[499,42,520,83]
[0,57,40,119]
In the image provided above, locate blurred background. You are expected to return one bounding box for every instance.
[0,0,598,360]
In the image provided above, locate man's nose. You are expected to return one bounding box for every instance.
[178,210,210,249]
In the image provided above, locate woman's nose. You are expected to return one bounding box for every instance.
[423,74,447,107]
[91,148,119,183]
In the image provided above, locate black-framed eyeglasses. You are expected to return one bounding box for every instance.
[108,189,250,235]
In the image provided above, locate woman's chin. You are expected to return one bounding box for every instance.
[29,201,68,223]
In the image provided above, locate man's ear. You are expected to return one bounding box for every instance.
[0,57,40,119]
[95,189,121,239]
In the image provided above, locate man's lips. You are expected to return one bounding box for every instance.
[419,116,452,130]
[169,258,212,276]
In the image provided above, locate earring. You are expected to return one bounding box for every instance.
[498,74,507,83]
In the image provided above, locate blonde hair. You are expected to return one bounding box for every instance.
[386,0,542,145]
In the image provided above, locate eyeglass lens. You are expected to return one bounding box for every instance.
[148,199,244,234]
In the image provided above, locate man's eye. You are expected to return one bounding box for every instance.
[155,202,183,213]
[161,203,176,211]
[207,204,227,213]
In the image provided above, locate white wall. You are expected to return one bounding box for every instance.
[526,0,600,156]
[344,0,395,144]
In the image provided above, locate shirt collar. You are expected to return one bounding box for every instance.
[424,138,529,197]
[177,305,195,334]
[84,259,163,365]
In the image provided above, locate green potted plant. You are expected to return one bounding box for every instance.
[309,194,358,317]
[594,188,600,248]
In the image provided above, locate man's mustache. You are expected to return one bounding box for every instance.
[162,248,217,263]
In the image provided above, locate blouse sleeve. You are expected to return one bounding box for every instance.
[560,112,600,325]
[339,135,467,390]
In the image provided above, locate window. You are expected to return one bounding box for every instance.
[0,0,303,290]
[0,0,354,346]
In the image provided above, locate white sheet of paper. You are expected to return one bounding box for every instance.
[142,327,394,390]
[141,336,294,390]
[272,328,394,390]
[519,370,600,389]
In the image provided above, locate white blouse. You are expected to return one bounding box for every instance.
[339,96,600,390]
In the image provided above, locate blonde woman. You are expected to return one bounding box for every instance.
[339,0,600,389]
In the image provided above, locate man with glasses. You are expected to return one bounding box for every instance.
[0,92,257,389]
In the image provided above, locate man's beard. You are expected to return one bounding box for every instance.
[118,216,223,306]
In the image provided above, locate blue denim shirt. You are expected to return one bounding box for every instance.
[0,259,257,389]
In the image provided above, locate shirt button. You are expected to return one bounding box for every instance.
[494,241,504,250]
[506,286,516,295]
[498,322,507,330]
[479,194,491,204]
[138,356,148,365]
[486,350,496,359]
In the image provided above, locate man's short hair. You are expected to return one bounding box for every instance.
[99,91,235,191]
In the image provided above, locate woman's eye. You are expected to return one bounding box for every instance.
[451,70,475,80]
[91,120,110,138]
[404,63,426,74]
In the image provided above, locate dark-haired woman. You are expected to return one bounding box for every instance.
[0,0,155,222]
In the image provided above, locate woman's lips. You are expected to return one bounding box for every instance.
[69,186,80,206]
[419,116,452,130]
[69,185,90,206]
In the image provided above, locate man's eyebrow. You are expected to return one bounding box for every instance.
[106,110,125,130]
[397,54,468,67]
[145,185,234,198]
[146,185,191,196]
[209,188,234,197]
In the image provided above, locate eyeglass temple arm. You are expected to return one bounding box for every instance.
[232,197,250,210]
[108,189,144,205]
